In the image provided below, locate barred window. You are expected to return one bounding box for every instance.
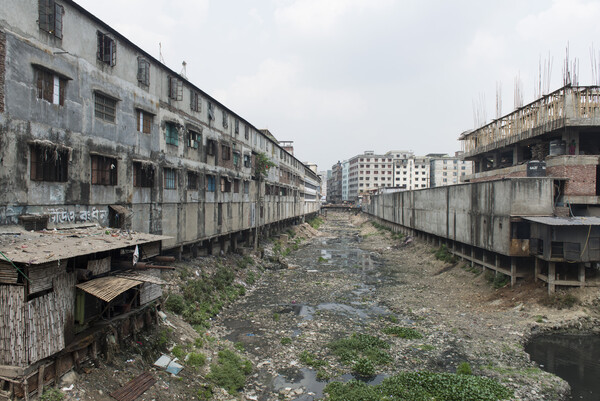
[206,139,216,156]
[234,119,239,135]
[164,168,177,189]
[233,152,240,166]
[244,125,249,140]
[35,67,66,106]
[133,162,154,187]
[220,177,231,193]
[137,57,150,86]
[243,154,251,168]
[165,122,179,146]
[243,181,249,194]
[94,92,116,122]
[187,171,198,190]
[30,144,68,182]
[91,155,117,185]
[136,109,152,134]
[233,179,240,193]
[97,31,116,66]
[38,0,63,38]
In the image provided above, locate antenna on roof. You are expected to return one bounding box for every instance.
[159,42,165,64]
[181,61,187,79]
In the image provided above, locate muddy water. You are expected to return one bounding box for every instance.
[525,334,600,400]
[219,215,403,399]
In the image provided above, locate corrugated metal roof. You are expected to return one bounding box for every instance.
[116,271,166,285]
[76,276,142,302]
[523,216,600,226]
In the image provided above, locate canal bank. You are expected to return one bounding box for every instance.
[206,211,600,400]
[56,212,599,400]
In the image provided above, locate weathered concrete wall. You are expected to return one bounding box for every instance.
[0,1,321,248]
[367,178,555,255]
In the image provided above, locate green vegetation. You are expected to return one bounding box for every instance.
[316,368,331,381]
[329,333,391,366]
[318,256,327,263]
[308,216,324,230]
[382,326,423,339]
[172,344,185,359]
[272,312,280,321]
[325,371,513,401]
[187,352,207,367]
[234,342,245,351]
[246,271,256,285]
[40,389,64,401]
[541,292,579,309]
[299,350,327,368]
[237,255,254,269]
[207,349,252,394]
[254,152,276,177]
[280,337,292,345]
[418,344,436,351]
[484,271,509,289]
[434,245,457,264]
[352,357,376,377]
[456,362,473,375]
[197,385,213,401]
[165,265,247,330]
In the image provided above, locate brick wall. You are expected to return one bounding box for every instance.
[0,30,5,113]
[547,164,597,196]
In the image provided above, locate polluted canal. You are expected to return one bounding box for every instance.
[208,212,581,400]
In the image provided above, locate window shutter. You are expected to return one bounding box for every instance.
[38,0,53,32]
[54,3,63,38]
[96,32,103,61]
[110,38,117,66]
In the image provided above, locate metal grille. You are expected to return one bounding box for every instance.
[94,93,116,122]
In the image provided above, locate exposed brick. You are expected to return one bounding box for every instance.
[547,164,596,196]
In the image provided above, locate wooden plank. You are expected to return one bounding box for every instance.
[110,372,156,401]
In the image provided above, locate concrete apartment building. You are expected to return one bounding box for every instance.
[388,150,430,190]
[0,1,319,396]
[341,160,349,201]
[428,152,473,187]
[327,161,342,203]
[368,85,600,294]
[347,151,394,201]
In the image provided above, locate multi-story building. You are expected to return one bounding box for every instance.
[317,170,328,201]
[341,160,350,201]
[388,150,430,190]
[0,1,320,394]
[327,161,343,203]
[347,151,394,201]
[428,152,473,187]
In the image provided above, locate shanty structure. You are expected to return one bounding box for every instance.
[0,226,168,400]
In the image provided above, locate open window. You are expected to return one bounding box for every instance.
[97,31,116,66]
[30,143,69,182]
[38,0,63,39]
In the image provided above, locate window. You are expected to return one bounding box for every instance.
[94,92,117,122]
[133,162,154,187]
[206,175,216,192]
[35,67,66,106]
[244,125,249,139]
[190,91,200,112]
[168,76,183,100]
[243,181,249,194]
[30,144,68,182]
[234,119,239,135]
[165,122,179,146]
[222,111,229,128]
[136,109,152,134]
[91,155,117,185]
[243,154,251,168]
[220,177,231,192]
[221,145,231,160]
[38,0,63,38]
[206,139,216,156]
[164,168,177,189]
[137,57,150,86]
[208,102,215,120]
[233,152,240,166]
[188,130,200,149]
[187,171,198,190]
[97,31,116,66]
[234,179,240,193]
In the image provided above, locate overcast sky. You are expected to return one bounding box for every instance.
[77,0,600,171]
